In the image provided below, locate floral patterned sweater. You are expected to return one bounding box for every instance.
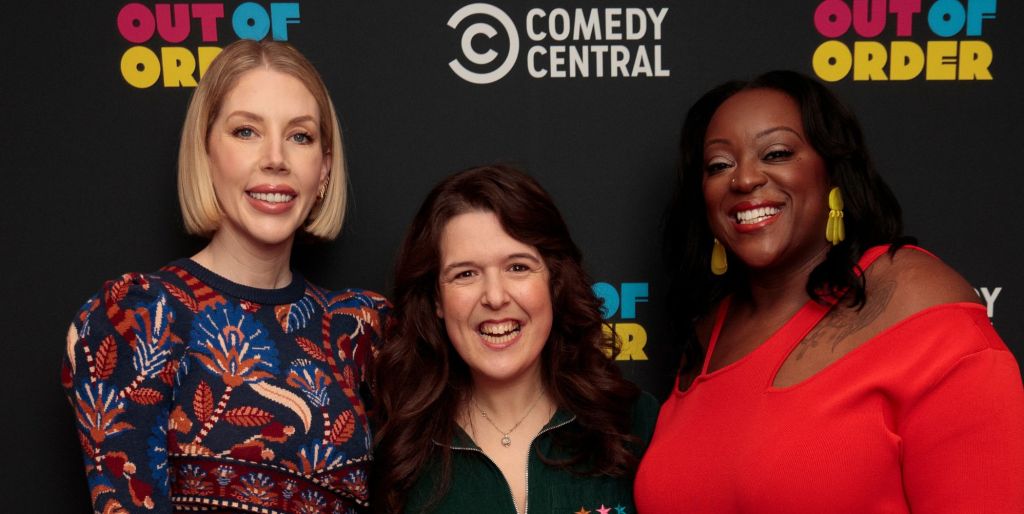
[62,259,391,514]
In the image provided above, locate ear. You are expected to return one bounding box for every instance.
[319,154,330,190]
[435,300,444,319]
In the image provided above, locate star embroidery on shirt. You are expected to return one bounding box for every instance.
[596,505,611,514]
[574,508,591,514]
[614,505,628,514]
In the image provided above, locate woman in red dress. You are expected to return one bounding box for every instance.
[634,70,1024,513]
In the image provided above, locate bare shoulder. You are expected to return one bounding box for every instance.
[864,247,981,320]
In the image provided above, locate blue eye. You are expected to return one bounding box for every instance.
[291,133,314,144]
[233,127,255,138]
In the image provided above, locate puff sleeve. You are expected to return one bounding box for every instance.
[61,273,184,513]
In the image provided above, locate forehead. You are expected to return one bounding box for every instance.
[706,88,804,140]
[220,68,319,117]
[439,211,538,262]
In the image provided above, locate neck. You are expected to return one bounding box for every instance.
[742,244,830,313]
[470,369,549,426]
[193,230,294,289]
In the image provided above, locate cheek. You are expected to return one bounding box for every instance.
[703,201,717,221]
[442,317,464,348]
[439,301,473,354]
[318,154,330,181]
[209,139,243,169]
[701,180,724,215]
[293,149,327,182]
[799,173,831,215]
[438,288,474,323]
[703,198,726,234]
[519,281,553,321]
[302,154,326,180]
[208,154,248,194]
[207,162,233,199]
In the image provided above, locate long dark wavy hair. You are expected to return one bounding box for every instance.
[664,70,912,377]
[373,165,641,513]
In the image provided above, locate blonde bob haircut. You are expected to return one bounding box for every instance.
[178,39,347,240]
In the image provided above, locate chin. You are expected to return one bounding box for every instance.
[740,254,781,269]
[735,238,796,265]
[249,225,303,245]
[472,362,540,385]
[729,246,778,267]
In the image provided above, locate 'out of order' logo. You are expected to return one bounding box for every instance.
[811,0,997,82]
[116,2,302,89]
[448,3,670,84]
[594,282,650,361]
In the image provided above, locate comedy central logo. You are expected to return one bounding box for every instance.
[447,3,520,84]
[448,3,670,84]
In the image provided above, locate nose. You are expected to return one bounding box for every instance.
[730,157,766,192]
[260,137,287,174]
[480,272,510,309]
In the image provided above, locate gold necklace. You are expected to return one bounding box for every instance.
[471,390,545,448]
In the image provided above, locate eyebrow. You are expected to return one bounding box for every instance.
[704,125,805,149]
[224,111,317,126]
[441,253,543,274]
[754,125,805,142]
[704,137,729,149]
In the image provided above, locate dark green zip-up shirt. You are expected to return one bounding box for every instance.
[404,392,660,514]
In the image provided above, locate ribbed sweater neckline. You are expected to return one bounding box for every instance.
[170,258,307,305]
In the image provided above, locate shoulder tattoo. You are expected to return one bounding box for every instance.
[793,279,897,360]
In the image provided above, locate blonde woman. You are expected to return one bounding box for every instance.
[62,40,389,513]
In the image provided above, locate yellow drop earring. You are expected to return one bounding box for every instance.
[711,238,728,275]
[826,187,845,245]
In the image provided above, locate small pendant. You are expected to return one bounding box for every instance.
[501,435,512,447]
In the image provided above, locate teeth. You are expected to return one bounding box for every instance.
[249,192,295,203]
[479,321,520,342]
[735,206,780,224]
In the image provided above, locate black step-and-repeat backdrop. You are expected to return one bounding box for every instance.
[5,1,1019,510]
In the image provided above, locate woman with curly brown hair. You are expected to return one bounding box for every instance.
[373,165,658,514]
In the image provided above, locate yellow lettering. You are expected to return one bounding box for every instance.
[161,47,198,87]
[925,41,958,80]
[197,47,223,80]
[602,323,648,361]
[120,46,161,89]
[812,40,852,82]
[853,41,888,81]
[958,40,992,80]
[889,41,925,80]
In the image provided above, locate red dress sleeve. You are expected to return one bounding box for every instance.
[900,316,1024,513]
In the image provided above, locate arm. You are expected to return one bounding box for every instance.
[901,344,1024,513]
[328,289,392,393]
[61,273,180,513]
[323,289,392,434]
